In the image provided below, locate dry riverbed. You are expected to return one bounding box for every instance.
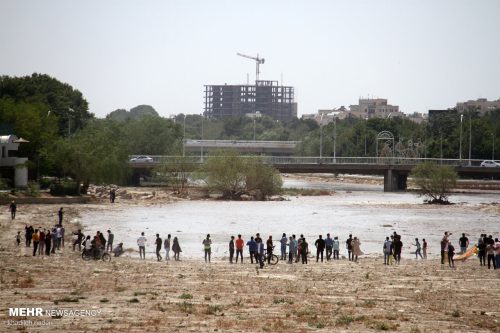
[0,202,499,333]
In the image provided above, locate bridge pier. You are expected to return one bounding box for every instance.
[384,169,407,192]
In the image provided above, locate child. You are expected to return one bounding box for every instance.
[16,231,21,246]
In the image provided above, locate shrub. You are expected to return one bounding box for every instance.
[410,163,457,204]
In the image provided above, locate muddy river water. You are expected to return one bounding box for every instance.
[81,179,499,260]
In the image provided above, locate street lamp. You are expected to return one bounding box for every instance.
[333,116,337,161]
[468,113,472,166]
[201,113,204,162]
[182,114,186,157]
[459,114,463,162]
[319,113,324,158]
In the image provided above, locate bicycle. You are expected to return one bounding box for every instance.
[82,248,111,262]
[262,249,279,265]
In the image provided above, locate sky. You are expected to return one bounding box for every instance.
[1,0,499,118]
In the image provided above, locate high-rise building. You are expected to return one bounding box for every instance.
[204,80,297,122]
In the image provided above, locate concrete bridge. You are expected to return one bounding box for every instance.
[128,156,500,191]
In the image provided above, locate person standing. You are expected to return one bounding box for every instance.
[346,234,353,261]
[56,225,62,250]
[203,234,212,263]
[301,237,309,264]
[325,233,333,261]
[414,238,423,259]
[58,207,64,225]
[172,237,181,261]
[73,229,84,251]
[38,229,45,256]
[256,238,265,269]
[392,235,402,264]
[422,238,428,259]
[137,232,147,260]
[332,236,340,260]
[155,234,162,261]
[266,236,274,264]
[383,237,392,265]
[485,235,496,269]
[352,237,363,262]
[45,230,52,256]
[494,238,500,270]
[288,236,295,263]
[280,233,287,261]
[106,230,114,252]
[16,231,21,246]
[235,234,244,263]
[246,236,257,264]
[9,201,17,219]
[32,229,39,256]
[51,228,57,254]
[164,234,171,261]
[109,188,116,203]
[441,232,451,266]
[229,236,235,264]
[477,234,486,266]
[315,235,325,263]
[448,241,455,268]
[458,233,469,254]
[25,225,33,247]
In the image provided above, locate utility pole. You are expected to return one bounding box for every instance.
[183,115,186,157]
[468,113,472,166]
[459,114,463,163]
[319,114,324,158]
[333,117,337,161]
[493,133,496,160]
[201,114,204,162]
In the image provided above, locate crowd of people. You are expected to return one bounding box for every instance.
[10,204,499,270]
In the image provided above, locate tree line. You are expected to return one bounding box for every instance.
[1,73,499,191]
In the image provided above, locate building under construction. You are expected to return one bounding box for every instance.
[204,80,297,122]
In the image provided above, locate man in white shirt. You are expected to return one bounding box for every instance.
[137,232,147,260]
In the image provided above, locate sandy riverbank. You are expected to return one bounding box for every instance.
[0,202,499,333]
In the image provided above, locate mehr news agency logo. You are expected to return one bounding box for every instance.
[5,307,101,326]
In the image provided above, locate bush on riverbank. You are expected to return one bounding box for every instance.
[410,163,457,204]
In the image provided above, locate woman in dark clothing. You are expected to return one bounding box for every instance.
[172,237,182,261]
[45,230,52,256]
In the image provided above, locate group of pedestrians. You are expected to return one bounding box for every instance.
[138,232,181,261]
[19,223,65,256]
[382,232,407,265]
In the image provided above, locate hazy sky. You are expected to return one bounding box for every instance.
[1,0,499,118]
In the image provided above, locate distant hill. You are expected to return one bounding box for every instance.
[107,105,159,121]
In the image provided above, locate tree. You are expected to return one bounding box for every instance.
[200,151,282,200]
[410,163,458,204]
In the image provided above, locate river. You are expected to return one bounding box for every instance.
[80,178,499,260]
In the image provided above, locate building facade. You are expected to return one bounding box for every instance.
[456,98,500,114]
[348,98,403,119]
[0,135,28,187]
[204,80,297,122]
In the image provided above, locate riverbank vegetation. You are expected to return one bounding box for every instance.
[410,163,458,204]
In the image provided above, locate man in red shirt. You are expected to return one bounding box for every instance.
[235,234,244,263]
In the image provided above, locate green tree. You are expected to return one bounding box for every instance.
[201,151,282,200]
[410,163,458,204]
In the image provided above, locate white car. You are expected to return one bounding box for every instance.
[479,160,500,167]
[129,156,153,163]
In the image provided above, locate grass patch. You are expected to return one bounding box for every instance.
[179,293,193,300]
[273,297,287,304]
[100,298,109,303]
[128,298,140,303]
[336,315,354,326]
[55,297,79,303]
[114,286,126,292]
[451,309,460,318]
[178,301,195,314]
[283,188,332,196]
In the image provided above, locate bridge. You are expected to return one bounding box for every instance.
[128,156,500,192]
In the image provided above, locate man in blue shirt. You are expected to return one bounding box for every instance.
[325,233,334,261]
[246,236,257,264]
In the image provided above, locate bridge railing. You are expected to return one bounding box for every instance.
[129,155,485,167]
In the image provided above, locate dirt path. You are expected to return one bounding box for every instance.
[0,204,499,332]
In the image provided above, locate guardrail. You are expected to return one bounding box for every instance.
[129,155,486,167]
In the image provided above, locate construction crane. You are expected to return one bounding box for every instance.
[237,53,265,82]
